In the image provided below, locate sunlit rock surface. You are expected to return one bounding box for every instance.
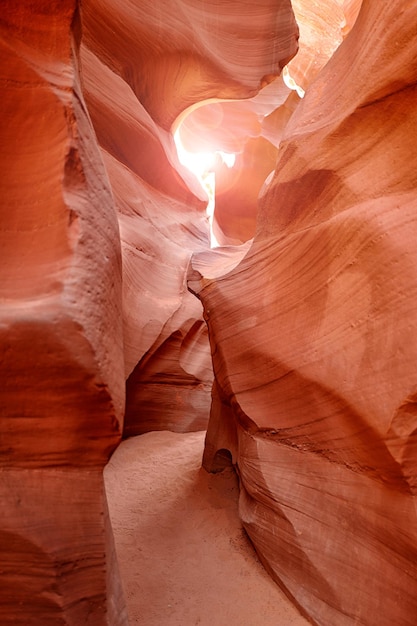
[288,0,362,89]
[4,0,415,624]
[80,0,299,432]
[81,4,211,433]
[177,0,361,245]
[81,0,298,130]
[192,1,417,624]
[0,0,299,623]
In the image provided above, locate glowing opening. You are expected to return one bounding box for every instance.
[174,128,235,248]
[174,128,236,178]
[282,66,305,98]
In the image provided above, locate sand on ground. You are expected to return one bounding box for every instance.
[104,430,311,626]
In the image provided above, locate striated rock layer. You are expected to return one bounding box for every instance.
[0,1,127,624]
[1,0,299,622]
[80,0,299,433]
[177,0,361,245]
[6,0,415,624]
[191,1,417,625]
[80,10,213,435]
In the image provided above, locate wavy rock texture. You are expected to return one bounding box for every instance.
[192,1,417,624]
[80,0,299,433]
[287,0,361,89]
[176,77,294,244]
[1,0,299,622]
[177,0,361,245]
[80,40,213,433]
[81,0,298,130]
[0,1,126,623]
[6,0,411,624]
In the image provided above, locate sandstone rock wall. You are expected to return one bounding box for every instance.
[79,0,299,432]
[0,0,299,622]
[4,0,415,624]
[0,1,127,623]
[192,1,417,624]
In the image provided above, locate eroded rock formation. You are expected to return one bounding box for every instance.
[0,2,127,624]
[0,0,297,623]
[2,0,416,624]
[79,0,299,433]
[191,1,417,625]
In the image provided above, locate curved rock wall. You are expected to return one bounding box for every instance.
[0,0,299,622]
[80,0,299,433]
[80,3,213,434]
[81,0,298,130]
[4,0,414,624]
[0,1,127,623]
[193,1,417,624]
[177,0,360,245]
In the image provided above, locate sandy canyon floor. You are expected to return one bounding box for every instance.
[105,430,310,625]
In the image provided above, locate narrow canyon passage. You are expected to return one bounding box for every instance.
[105,431,310,626]
[2,2,417,625]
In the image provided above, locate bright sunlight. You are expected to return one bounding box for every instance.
[174,128,236,248]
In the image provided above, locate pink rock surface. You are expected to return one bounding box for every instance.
[124,319,213,436]
[192,1,417,624]
[0,469,127,626]
[0,2,126,622]
[81,2,212,433]
[80,0,299,430]
[1,0,299,622]
[288,0,362,89]
[81,0,298,130]
[177,0,359,245]
[6,0,416,624]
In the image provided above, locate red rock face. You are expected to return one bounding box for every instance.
[81,0,299,130]
[124,319,213,436]
[5,0,414,624]
[192,1,417,624]
[176,0,361,246]
[79,0,299,434]
[80,1,214,435]
[0,0,299,623]
[0,2,127,623]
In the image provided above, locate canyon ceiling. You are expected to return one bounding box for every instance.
[1,0,417,625]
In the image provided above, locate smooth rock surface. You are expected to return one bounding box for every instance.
[191,1,417,624]
[80,0,299,431]
[0,2,126,622]
[177,0,359,244]
[4,0,416,624]
[0,469,127,626]
[1,0,299,621]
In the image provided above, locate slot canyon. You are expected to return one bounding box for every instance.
[1,0,417,624]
